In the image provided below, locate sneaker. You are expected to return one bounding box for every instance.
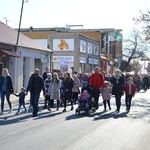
[62,109,66,112]
[15,112,20,115]
[9,109,12,113]
[48,108,51,112]
[0,112,3,115]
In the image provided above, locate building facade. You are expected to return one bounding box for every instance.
[48,33,100,74]
[0,22,52,92]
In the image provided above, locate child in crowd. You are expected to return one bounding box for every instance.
[124,77,135,113]
[13,87,27,115]
[101,81,112,111]
[79,90,90,107]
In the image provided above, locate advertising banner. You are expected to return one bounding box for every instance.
[53,39,74,51]
[80,40,86,53]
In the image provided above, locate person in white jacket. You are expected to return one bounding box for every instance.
[48,72,61,111]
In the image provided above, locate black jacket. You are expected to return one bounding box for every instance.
[0,75,14,94]
[112,76,125,95]
[27,74,45,94]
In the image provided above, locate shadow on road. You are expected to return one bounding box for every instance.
[93,111,128,121]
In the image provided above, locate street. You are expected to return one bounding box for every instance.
[0,90,150,150]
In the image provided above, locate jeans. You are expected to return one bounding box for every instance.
[125,95,132,111]
[115,94,122,111]
[1,91,12,112]
[17,103,27,113]
[30,93,40,115]
[93,89,100,110]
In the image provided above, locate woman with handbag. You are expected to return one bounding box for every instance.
[72,75,81,104]
[0,68,14,115]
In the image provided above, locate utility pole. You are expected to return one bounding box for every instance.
[16,0,29,46]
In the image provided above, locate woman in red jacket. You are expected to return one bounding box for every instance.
[124,77,136,113]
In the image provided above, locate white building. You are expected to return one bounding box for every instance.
[0,22,52,92]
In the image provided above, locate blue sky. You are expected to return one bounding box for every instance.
[0,0,149,35]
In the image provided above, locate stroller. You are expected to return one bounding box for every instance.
[75,85,94,115]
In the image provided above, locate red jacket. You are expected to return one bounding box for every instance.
[89,72,104,89]
[124,82,135,96]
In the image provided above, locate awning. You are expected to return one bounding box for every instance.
[0,50,21,58]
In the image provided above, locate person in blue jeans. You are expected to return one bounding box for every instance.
[0,68,14,115]
[26,68,45,117]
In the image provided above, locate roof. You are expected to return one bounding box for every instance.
[0,22,52,52]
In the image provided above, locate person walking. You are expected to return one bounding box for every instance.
[26,68,45,117]
[62,72,74,112]
[72,75,81,104]
[89,66,104,112]
[42,67,50,81]
[112,69,125,113]
[43,73,52,109]
[0,68,14,115]
[124,77,136,113]
[13,87,27,115]
[48,72,61,111]
[101,81,112,111]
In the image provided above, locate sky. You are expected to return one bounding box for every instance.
[0,0,149,36]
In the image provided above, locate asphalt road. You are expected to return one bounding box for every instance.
[0,90,150,150]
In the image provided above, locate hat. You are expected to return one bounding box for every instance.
[21,87,26,91]
[47,73,52,76]
[104,81,110,85]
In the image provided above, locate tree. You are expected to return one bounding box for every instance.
[133,9,150,41]
[122,29,149,72]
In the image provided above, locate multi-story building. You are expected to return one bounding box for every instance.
[21,27,123,75]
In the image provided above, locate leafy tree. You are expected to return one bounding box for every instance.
[122,29,149,72]
[133,9,150,41]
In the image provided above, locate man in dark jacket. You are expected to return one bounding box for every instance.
[27,68,45,117]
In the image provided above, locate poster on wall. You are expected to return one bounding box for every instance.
[60,59,68,72]
[53,39,74,51]
[80,40,86,53]
[87,42,93,54]
[94,44,99,55]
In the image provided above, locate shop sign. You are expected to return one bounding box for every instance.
[88,58,94,64]
[94,59,99,65]
[53,56,74,62]
[80,57,87,63]
[53,39,74,51]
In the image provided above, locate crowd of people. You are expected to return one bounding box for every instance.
[0,66,149,117]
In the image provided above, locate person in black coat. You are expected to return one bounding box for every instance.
[26,68,45,117]
[0,68,14,115]
[112,69,125,113]
[62,72,74,112]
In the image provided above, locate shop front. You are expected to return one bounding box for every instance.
[52,56,74,73]
[79,57,87,74]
